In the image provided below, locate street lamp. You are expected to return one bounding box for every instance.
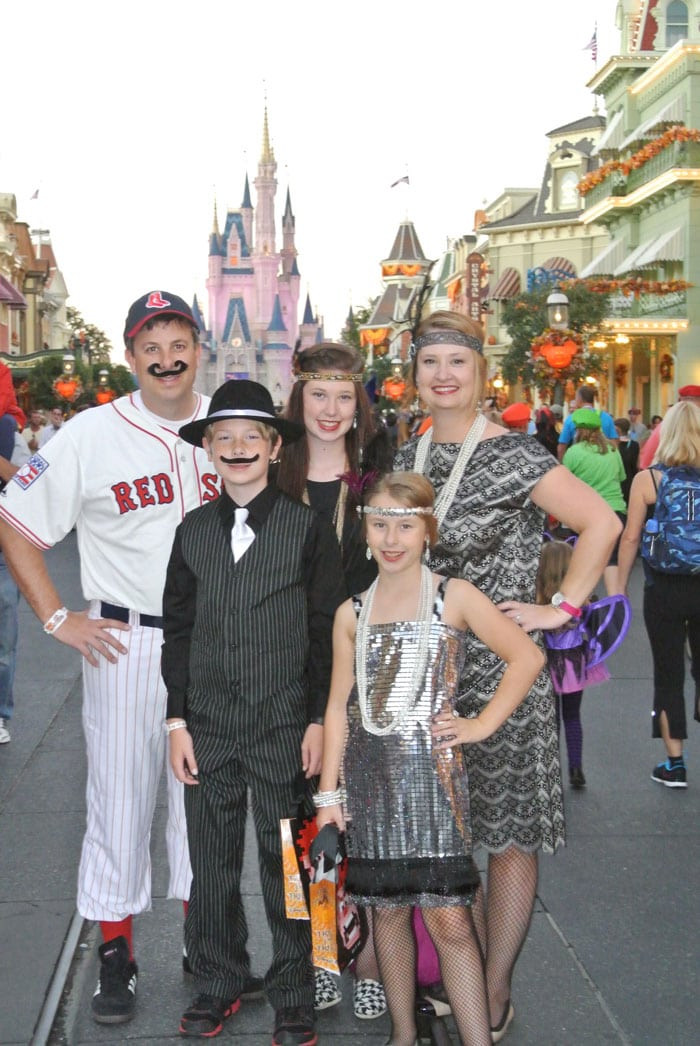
[546,288,569,330]
[95,369,115,405]
[53,353,82,403]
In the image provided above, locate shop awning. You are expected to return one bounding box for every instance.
[619,96,686,151]
[593,110,624,154]
[542,256,577,277]
[614,239,655,275]
[580,238,627,277]
[0,275,27,309]
[634,226,684,268]
[489,267,521,301]
[614,228,684,274]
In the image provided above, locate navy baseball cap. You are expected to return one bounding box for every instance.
[124,291,198,343]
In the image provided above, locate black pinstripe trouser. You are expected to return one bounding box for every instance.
[184,721,314,1008]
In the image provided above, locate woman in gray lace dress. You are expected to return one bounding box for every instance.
[394,310,621,1040]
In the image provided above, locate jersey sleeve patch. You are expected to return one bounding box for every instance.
[11,453,50,490]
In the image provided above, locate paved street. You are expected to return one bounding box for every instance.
[0,533,698,1045]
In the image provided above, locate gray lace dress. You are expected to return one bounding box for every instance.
[342,579,480,908]
[395,432,565,854]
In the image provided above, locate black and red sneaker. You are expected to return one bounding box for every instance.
[271,1005,317,1045]
[179,993,241,1038]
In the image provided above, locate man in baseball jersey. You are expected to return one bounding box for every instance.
[0,291,224,1025]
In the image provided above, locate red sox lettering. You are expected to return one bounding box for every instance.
[111,472,219,514]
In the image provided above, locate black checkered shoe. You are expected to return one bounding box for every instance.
[313,968,341,1010]
[353,977,387,1019]
[91,936,138,1024]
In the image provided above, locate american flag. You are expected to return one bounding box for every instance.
[584,27,598,63]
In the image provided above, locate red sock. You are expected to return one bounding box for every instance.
[183,900,189,919]
[100,917,133,959]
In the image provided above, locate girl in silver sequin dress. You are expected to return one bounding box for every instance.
[317,473,545,1046]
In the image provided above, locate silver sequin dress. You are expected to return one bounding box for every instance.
[343,579,480,908]
[395,433,565,855]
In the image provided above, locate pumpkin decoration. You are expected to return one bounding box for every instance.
[539,338,579,370]
[53,375,82,402]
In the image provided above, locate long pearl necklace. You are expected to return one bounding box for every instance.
[355,564,435,736]
[413,413,487,527]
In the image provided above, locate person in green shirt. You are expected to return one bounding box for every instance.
[563,409,627,595]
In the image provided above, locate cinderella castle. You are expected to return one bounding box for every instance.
[193,109,323,404]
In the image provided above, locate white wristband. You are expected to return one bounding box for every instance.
[165,719,188,734]
[43,606,69,635]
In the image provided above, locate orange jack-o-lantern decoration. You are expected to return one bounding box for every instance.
[95,388,116,405]
[540,339,578,370]
[54,377,78,400]
[382,377,406,402]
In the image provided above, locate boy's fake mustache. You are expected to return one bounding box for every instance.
[147,360,189,378]
[219,454,261,465]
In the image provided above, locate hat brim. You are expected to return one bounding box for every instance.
[179,410,304,447]
[125,310,199,340]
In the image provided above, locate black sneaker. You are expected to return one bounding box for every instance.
[179,993,240,1037]
[569,767,586,790]
[182,950,264,999]
[271,1005,317,1045]
[651,759,687,788]
[91,936,138,1024]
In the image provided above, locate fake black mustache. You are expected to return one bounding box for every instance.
[220,453,261,465]
[147,360,189,378]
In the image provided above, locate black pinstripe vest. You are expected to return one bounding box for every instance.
[178,492,315,768]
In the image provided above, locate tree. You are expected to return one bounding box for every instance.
[66,306,113,365]
[26,356,134,410]
[501,282,611,392]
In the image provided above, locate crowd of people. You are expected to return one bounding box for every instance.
[0,293,697,1045]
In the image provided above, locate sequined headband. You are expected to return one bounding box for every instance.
[410,330,484,358]
[356,505,435,517]
[297,372,365,382]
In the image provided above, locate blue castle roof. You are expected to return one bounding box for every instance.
[302,294,314,325]
[267,294,287,332]
[222,297,251,344]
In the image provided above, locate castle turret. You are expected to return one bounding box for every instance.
[254,107,277,256]
[241,174,253,250]
[281,188,297,277]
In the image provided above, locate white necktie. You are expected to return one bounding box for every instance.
[231,507,255,562]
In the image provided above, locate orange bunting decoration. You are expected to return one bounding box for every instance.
[360,328,390,347]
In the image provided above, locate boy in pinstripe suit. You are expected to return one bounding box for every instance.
[162,381,344,1044]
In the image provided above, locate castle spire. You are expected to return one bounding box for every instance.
[261,106,275,164]
[212,198,220,236]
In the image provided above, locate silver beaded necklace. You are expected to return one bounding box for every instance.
[413,413,487,527]
[355,564,435,737]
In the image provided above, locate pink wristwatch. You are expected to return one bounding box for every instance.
[550,592,582,618]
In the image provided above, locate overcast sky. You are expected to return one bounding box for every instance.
[2,0,620,355]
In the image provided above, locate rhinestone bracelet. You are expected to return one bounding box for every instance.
[43,606,69,635]
[313,788,345,808]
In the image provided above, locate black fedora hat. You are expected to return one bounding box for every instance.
[179,380,304,447]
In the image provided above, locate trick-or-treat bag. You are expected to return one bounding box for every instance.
[280,816,367,974]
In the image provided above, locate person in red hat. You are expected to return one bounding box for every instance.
[639,385,700,469]
[0,291,230,1027]
[501,402,531,433]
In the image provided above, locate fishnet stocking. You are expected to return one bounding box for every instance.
[422,906,490,1046]
[484,848,538,1024]
[354,907,380,981]
[373,907,417,1045]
